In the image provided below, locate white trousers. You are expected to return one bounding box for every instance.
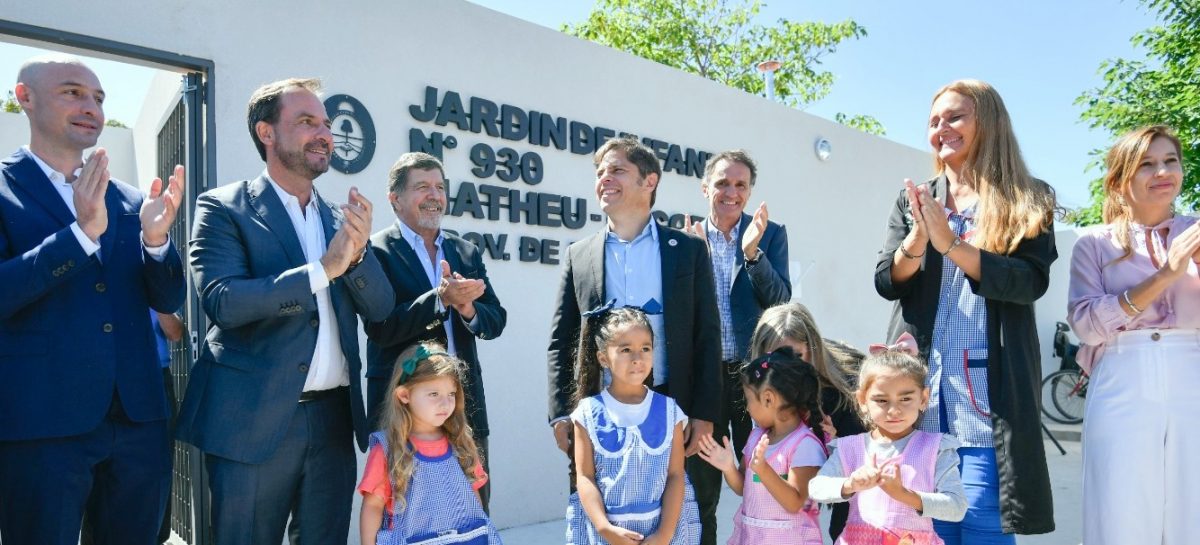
[1083,329,1200,545]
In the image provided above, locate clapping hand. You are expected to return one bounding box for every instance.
[74,149,110,242]
[748,433,772,476]
[877,457,907,497]
[140,164,185,247]
[697,434,737,473]
[321,187,372,280]
[820,414,838,442]
[843,452,884,495]
[909,180,956,254]
[682,215,705,239]
[438,260,485,319]
[741,202,768,260]
[1164,221,1200,277]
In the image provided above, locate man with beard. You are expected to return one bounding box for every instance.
[363,151,506,510]
[175,78,393,544]
[0,54,185,545]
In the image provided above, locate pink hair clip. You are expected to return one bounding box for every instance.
[868,332,919,356]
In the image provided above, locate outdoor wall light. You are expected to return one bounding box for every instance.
[815,138,832,161]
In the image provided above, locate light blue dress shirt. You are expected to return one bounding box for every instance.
[604,220,667,385]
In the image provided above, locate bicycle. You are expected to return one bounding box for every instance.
[1041,322,1088,425]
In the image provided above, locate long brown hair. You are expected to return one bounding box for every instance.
[931,80,1056,254]
[381,342,482,510]
[1100,125,1184,264]
[748,303,860,412]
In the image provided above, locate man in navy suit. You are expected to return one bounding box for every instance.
[175,78,393,545]
[364,151,506,510]
[685,150,791,455]
[0,55,186,545]
[547,136,724,542]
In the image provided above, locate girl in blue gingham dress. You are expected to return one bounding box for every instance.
[358,343,501,545]
[566,305,701,545]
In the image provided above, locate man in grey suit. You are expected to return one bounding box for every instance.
[175,78,393,545]
[364,151,506,510]
[547,136,724,543]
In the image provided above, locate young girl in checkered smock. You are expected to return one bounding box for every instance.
[698,347,829,545]
[809,334,967,545]
[358,343,501,545]
[566,306,701,545]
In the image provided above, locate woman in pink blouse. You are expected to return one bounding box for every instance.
[1067,125,1200,545]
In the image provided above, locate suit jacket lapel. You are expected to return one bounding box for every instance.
[442,236,464,273]
[7,150,76,228]
[316,190,339,253]
[247,176,306,268]
[580,231,606,309]
[730,213,752,287]
[658,223,679,311]
[387,225,434,292]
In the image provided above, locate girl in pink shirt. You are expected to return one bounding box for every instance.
[698,347,828,545]
[357,343,500,545]
[1067,125,1200,545]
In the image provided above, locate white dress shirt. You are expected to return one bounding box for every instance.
[23,146,169,261]
[266,175,348,392]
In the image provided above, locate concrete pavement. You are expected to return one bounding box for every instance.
[498,437,1082,545]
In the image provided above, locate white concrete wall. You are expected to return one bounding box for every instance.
[132,71,184,192]
[3,0,1078,529]
[0,110,137,183]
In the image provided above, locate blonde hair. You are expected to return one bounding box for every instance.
[1100,125,1184,264]
[381,342,482,510]
[931,80,1056,254]
[748,303,860,412]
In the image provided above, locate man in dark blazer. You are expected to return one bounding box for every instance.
[547,137,724,544]
[364,151,506,509]
[175,78,393,545]
[685,150,791,456]
[0,55,185,545]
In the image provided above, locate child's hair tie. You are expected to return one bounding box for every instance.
[867,331,919,356]
[397,345,449,385]
[749,349,784,379]
[581,298,664,319]
[581,298,618,319]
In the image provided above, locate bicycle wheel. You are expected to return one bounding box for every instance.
[1040,371,1067,423]
[1048,369,1086,424]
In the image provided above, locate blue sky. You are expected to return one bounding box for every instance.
[1,0,1162,209]
[467,0,1163,210]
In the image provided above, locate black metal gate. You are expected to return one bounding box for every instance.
[157,72,212,545]
[0,19,216,545]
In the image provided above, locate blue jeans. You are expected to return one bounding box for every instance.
[933,447,1014,545]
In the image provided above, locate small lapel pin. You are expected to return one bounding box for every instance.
[668,239,678,247]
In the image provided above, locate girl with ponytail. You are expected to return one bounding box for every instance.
[697,347,828,544]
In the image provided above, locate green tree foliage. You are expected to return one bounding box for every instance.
[1072,0,1200,225]
[3,91,21,113]
[105,119,128,128]
[834,113,886,137]
[564,0,885,135]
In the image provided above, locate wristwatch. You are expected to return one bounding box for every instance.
[745,248,762,266]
